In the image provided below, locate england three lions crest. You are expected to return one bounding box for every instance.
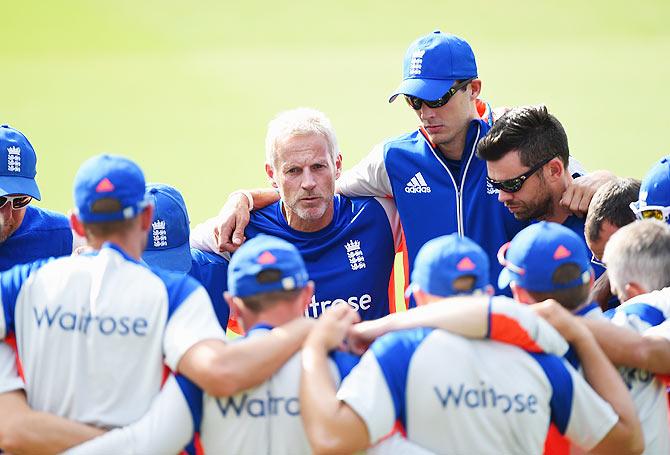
[7,146,21,173]
[152,219,168,247]
[345,240,366,271]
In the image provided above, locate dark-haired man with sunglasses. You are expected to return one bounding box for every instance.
[0,125,72,270]
[211,31,610,300]
[477,105,606,280]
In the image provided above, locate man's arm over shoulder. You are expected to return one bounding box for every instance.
[63,375,194,455]
[0,390,104,455]
[337,143,393,198]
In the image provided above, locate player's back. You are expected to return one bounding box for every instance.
[338,328,617,455]
[6,244,203,427]
[197,325,354,454]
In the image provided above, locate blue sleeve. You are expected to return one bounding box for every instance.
[175,374,204,432]
[369,327,431,429]
[329,351,361,380]
[1,259,50,335]
[151,267,204,321]
[529,353,574,434]
[616,303,665,327]
[188,250,230,330]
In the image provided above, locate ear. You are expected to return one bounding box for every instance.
[334,153,343,180]
[545,157,565,180]
[413,288,429,306]
[511,282,535,304]
[265,162,278,188]
[224,291,241,318]
[301,281,315,311]
[69,211,86,237]
[624,282,647,300]
[139,204,154,232]
[469,79,482,100]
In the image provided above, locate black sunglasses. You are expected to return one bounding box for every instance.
[486,155,557,193]
[0,194,32,210]
[405,78,475,110]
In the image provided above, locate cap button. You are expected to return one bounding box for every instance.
[1,125,8,128]
[433,30,442,34]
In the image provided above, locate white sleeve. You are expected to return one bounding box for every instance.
[163,286,227,371]
[189,217,225,256]
[644,318,670,341]
[374,197,402,251]
[336,350,396,444]
[63,376,194,455]
[0,342,23,394]
[567,155,587,177]
[563,362,619,451]
[337,143,393,198]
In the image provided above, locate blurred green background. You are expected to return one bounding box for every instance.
[1,0,669,223]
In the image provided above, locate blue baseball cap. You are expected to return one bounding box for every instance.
[73,154,150,223]
[630,156,670,222]
[498,222,592,292]
[142,183,192,273]
[228,234,309,298]
[389,31,478,103]
[0,125,41,200]
[409,234,490,297]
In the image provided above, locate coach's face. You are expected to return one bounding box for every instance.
[487,151,552,221]
[0,203,27,243]
[266,133,342,232]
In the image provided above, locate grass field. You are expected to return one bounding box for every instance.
[1,0,669,225]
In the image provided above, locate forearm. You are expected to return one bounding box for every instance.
[0,391,103,455]
[355,297,567,356]
[582,318,670,372]
[247,188,280,210]
[181,318,313,396]
[301,342,365,454]
[571,329,642,453]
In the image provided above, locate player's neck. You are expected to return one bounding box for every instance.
[436,111,479,161]
[242,306,302,331]
[88,235,144,261]
[540,174,573,224]
[282,204,334,232]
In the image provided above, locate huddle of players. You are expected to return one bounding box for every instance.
[1,29,670,454]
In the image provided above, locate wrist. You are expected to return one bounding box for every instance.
[229,190,253,212]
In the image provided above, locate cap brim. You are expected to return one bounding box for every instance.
[497,268,515,290]
[388,78,457,103]
[143,244,192,274]
[0,176,41,200]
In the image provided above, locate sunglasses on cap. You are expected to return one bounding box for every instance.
[405,78,475,111]
[629,201,670,222]
[0,194,32,210]
[486,154,558,194]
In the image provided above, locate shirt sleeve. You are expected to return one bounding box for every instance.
[189,217,227,257]
[567,155,587,177]
[0,341,23,394]
[374,197,402,251]
[337,143,393,198]
[163,286,227,371]
[336,350,396,444]
[561,360,619,451]
[62,375,194,455]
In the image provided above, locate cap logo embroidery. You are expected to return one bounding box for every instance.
[152,220,167,247]
[409,50,426,76]
[456,257,476,271]
[96,178,115,193]
[7,146,21,172]
[553,245,571,260]
[257,251,277,265]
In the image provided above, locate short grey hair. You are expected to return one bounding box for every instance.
[265,108,339,167]
[603,219,670,297]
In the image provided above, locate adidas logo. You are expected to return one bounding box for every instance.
[405,172,431,193]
